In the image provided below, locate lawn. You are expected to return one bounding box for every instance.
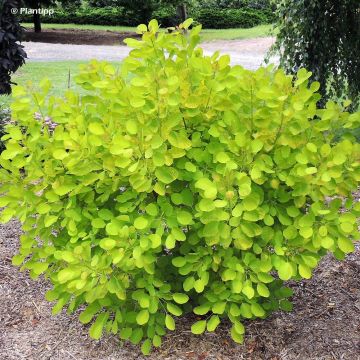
[0,61,94,108]
[22,23,273,42]
[200,24,273,41]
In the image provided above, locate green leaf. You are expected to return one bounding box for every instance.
[251,303,265,317]
[136,309,150,325]
[338,237,354,253]
[99,238,116,250]
[257,283,270,297]
[251,139,263,153]
[207,315,220,332]
[126,120,138,135]
[167,302,182,316]
[141,339,152,355]
[230,326,244,344]
[129,328,143,344]
[165,314,175,331]
[120,327,132,340]
[195,178,217,199]
[134,217,148,230]
[279,300,293,312]
[165,235,176,249]
[105,222,119,236]
[12,254,25,266]
[136,24,147,33]
[183,276,195,291]
[32,262,49,275]
[145,203,158,216]
[242,194,260,211]
[222,269,237,281]
[234,321,245,334]
[92,218,106,229]
[298,264,312,279]
[155,166,178,184]
[53,149,68,160]
[242,285,255,299]
[229,303,241,317]
[191,320,206,335]
[340,222,353,233]
[177,211,193,225]
[44,215,58,228]
[231,278,243,293]
[79,303,101,324]
[168,132,192,149]
[216,151,230,163]
[321,236,334,249]
[172,257,186,267]
[88,122,105,135]
[278,262,293,280]
[193,303,210,315]
[148,19,159,32]
[182,18,193,29]
[173,293,189,304]
[153,334,162,347]
[89,312,109,340]
[212,301,226,314]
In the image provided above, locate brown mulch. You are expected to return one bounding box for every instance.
[24,28,140,45]
[0,219,359,360]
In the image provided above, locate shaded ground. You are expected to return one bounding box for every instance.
[24,28,140,45]
[23,37,276,69]
[0,219,359,360]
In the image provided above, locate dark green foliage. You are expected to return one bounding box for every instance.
[59,0,82,10]
[203,0,271,10]
[0,0,26,95]
[270,0,360,109]
[86,0,117,6]
[152,5,181,27]
[20,7,134,26]
[197,8,273,28]
[19,3,274,28]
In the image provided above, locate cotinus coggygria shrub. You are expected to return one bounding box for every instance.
[1,19,359,355]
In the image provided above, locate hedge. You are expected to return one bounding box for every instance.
[19,8,138,27]
[197,8,274,29]
[19,7,274,29]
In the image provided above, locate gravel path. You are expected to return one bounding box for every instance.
[23,37,277,69]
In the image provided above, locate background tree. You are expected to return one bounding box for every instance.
[270,0,360,109]
[0,0,26,94]
[116,0,192,24]
[116,0,157,24]
[23,0,55,32]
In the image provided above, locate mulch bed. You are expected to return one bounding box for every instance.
[24,28,140,45]
[0,220,359,360]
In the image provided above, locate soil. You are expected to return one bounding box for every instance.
[24,28,140,46]
[1,221,359,360]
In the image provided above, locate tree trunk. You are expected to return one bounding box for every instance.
[177,4,187,22]
[33,12,41,33]
[30,0,41,33]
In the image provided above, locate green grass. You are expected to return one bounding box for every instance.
[22,23,273,42]
[0,61,96,108]
[200,24,274,42]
